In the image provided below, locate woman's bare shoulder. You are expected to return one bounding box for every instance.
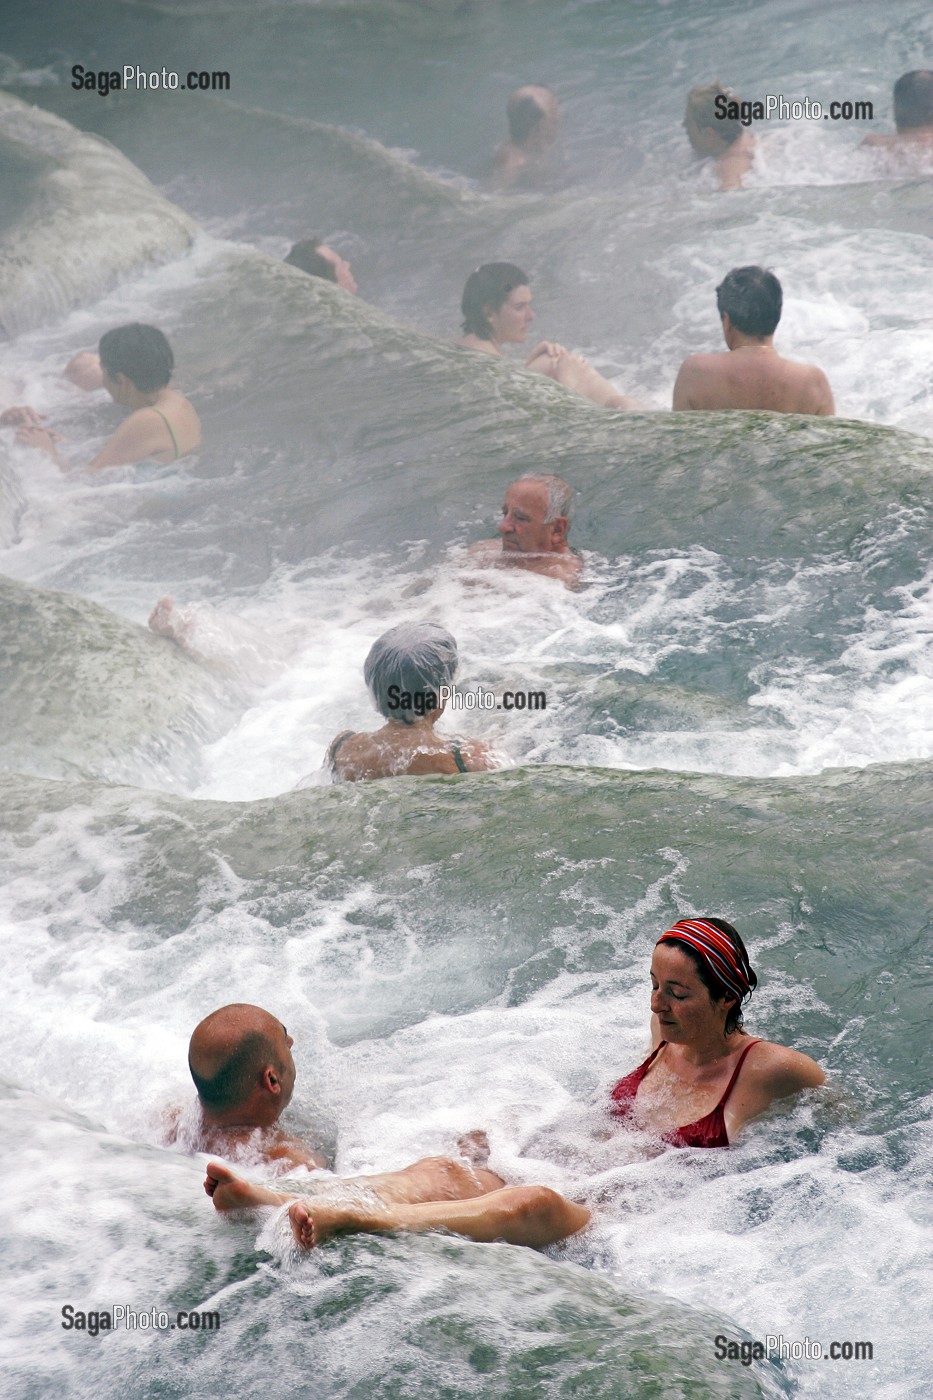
[743,1039,825,1095]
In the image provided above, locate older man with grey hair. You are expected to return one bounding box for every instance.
[468,472,581,587]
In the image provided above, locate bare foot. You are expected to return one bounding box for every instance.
[288,1198,372,1249]
[204,1160,289,1212]
[148,595,177,637]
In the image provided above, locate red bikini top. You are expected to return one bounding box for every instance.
[609,1039,762,1148]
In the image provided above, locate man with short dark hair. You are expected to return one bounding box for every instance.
[468,473,582,586]
[862,70,933,161]
[284,238,358,294]
[672,266,834,415]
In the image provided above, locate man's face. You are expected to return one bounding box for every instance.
[318,245,358,295]
[498,480,562,553]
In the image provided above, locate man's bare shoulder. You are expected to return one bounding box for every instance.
[466,539,500,559]
[677,352,727,374]
[781,358,835,415]
[672,353,728,409]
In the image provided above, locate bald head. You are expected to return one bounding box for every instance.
[507,86,560,149]
[63,351,105,392]
[189,1004,296,1125]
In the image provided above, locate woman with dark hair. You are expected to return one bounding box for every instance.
[18,322,200,470]
[610,917,824,1147]
[458,263,638,409]
[326,621,498,781]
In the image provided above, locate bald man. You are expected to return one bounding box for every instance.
[468,473,582,586]
[64,350,105,392]
[185,1003,325,1169]
[192,1003,590,1252]
[493,85,561,188]
[190,1004,589,1248]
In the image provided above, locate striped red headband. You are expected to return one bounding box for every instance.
[656,918,754,1003]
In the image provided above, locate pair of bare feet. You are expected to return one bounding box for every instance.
[204,1159,369,1247]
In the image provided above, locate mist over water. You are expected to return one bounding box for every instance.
[1,1,932,1396]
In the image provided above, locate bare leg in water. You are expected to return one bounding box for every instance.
[205,1152,504,1212]
[204,1155,590,1251]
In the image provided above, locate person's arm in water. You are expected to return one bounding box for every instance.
[264,1131,329,1172]
[18,406,181,470]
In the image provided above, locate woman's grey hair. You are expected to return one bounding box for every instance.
[364,622,459,725]
[519,472,574,522]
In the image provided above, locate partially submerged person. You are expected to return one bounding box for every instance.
[684,82,756,191]
[17,323,201,469]
[610,917,825,1146]
[862,70,933,164]
[458,263,638,409]
[284,237,358,294]
[672,266,835,415]
[63,350,105,392]
[181,1003,325,1170]
[195,1001,589,1251]
[327,622,497,781]
[493,84,561,189]
[468,473,582,587]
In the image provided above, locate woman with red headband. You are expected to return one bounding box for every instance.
[610,917,824,1147]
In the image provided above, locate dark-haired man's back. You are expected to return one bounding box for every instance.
[673,347,834,414]
[862,70,933,165]
[673,264,834,416]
